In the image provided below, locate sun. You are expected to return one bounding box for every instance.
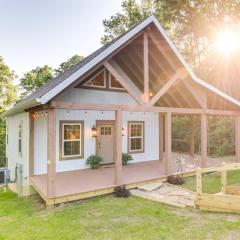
[216,30,239,55]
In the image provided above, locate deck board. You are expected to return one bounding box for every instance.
[30,156,235,202]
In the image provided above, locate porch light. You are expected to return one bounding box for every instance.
[91,126,97,137]
[149,91,153,97]
[122,127,125,136]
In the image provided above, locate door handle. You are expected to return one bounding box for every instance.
[98,142,101,149]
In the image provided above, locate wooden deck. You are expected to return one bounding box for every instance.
[30,156,235,205]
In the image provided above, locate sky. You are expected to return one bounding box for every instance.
[0,0,122,78]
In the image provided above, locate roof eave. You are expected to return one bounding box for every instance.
[6,98,42,117]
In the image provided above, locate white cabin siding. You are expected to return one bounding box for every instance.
[33,109,159,174]
[7,112,29,180]
[55,88,137,105]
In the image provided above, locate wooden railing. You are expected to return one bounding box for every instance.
[195,163,240,213]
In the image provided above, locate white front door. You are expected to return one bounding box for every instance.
[97,123,114,164]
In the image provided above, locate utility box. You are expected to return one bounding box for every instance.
[0,168,10,185]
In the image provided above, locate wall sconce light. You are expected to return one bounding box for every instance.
[122,127,125,136]
[91,125,97,137]
[149,91,153,97]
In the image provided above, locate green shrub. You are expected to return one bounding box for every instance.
[122,153,133,165]
[86,155,103,169]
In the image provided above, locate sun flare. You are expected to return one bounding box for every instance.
[216,30,239,55]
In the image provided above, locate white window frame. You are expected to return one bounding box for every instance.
[108,72,124,90]
[84,69,106,89]
[128,121,144,153]
[61,122,84,160]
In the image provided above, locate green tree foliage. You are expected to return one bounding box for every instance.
[101,0,173,44]
[20,65,53,98]
[55,54,84,75]
[0,56,17,167]
[20,55,84,98]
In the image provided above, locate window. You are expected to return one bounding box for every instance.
[128,121,144,153]
[60,121,84,160]
[6,124,8,145]
[18,122,23,156]
[100,126,112,135]
[84,70,106,88]
[109,73,124,90]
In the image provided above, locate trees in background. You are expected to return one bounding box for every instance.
[20,54,83,98]
[20,65,53,98]
[0,56,17,167]
[54,54,84,75]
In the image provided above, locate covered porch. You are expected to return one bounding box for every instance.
[30,155,230,205]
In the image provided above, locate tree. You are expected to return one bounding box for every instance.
[20,65,53,98]
[55,54,84,75]
[101,0,173,44]
[0,56,17,167]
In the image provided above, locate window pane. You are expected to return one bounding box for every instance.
[86,71,105,87]
[64,141,80,156]
[64,125,80,140]
[131,124,142,137]
[100,126,111,135]
[110,75,123,89]
[18,139,22,153]
[131,138,142,151]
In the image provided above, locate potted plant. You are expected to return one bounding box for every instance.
[86,155,103,169]
[122,153,133,165]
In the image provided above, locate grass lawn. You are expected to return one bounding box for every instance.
[1,188,240,240]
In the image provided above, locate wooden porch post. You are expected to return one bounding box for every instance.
[47,108,56,198]
[115,110,123,185]
[159,113,164,161]
[201,113,207,168]
[164,112,172,175]
[29,112,34,177]
[189,115,195,157]
[235,115,240,162]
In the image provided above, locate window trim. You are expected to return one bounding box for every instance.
[18,121,23,157]
[59,120,84,160]
[128,121,145,154]
[84,69,106,89]
[108,72,124,90]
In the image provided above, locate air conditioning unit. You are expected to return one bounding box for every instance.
[0,168,10,185]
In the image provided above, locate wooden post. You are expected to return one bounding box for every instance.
[235,116,240,162]
[143,32,149,103]
[29,112,35,177]
[164,112,172,175]
[47,108,56,198]
[189,115,195,157]
[201,113,207,168]
[196,167,202,194]
[115,110,122,185]
[159,113,164,161]
[221,169,227,194]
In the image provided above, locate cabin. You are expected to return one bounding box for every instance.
[6,16,240,206]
